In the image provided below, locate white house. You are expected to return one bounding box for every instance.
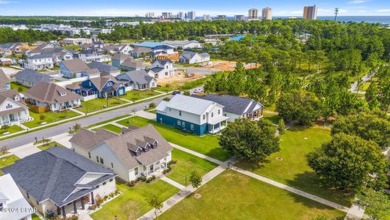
[24,53,54,71]
[156,94,229,135]
[24,82,81,112]
[70,125,172,182]
[179,51,210,64]
[62,38,93,45]
[0,90,30,126]
[0,174,34,220]
[116,70,157,91]
[149,59,175,79]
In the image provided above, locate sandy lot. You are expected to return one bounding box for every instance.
[157,70,203,86]
[203,60,260,71]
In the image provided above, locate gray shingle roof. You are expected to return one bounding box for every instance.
[152,59,172,66]
[61,58,90,73]
[87,62,119,74]
[116,70,154,85]
[70,128,118,150]
[194,94,263,115]
[28,53,53,60]
[14,69,52,85]
[24,82,81,104]
[149,67,164,73]
[103,125,172,169]
[0,69,10,90]
[2,147,116,207]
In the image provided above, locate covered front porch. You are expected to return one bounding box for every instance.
[208,116,229,134]
[50,191,95,219]
[0,109,29,126]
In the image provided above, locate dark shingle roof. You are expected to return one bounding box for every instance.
[194,94,263,115]
[87,62,119,74]
[152,59,173,66]
[61,59,90,73]
[149,67,164,73]
[14,69,52,85]
[2,147,115,207]
[70,128,118,150]
[24,82,81,104]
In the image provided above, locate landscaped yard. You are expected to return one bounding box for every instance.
[117,117,231,161]
[0,155,19,169]
[95,124,123,134]
[122,90,161,102]
[37,141,64,151]
[78,98,127,113]
[91,180,179,220]
[159,170,345,220]
[31,214,41,220]
[24,110,80,128]
[167,148,217,186]
[238,126,353,206]
[0,125,24,136]
[86,115,132,128]
[10,82,29,93]
[262,111,280,124]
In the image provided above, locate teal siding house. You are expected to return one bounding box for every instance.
[155,95,229,136]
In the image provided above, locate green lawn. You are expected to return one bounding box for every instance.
[159,170,345,220]
[10,82,29,93]
[0,155,19,169]
[96,124,123,134]
[91,180,179,220]
[31,214,41,220]
[79,98,127,113]
[238,126,353,206]
[24,110,80,128]
[122,90,161,102]
[360,82,371,91]
[0,125,24,136]
[117,117,231,161]
[167,148,218,186]
[263,112,280,124]
[86,115,132,128]
[37,141,64,151]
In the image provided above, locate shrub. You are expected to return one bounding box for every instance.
[167,160,177,166]
[163,97,170,101]
[128,180,136,187]
[146,175,156,183]
[95,195,104,207]
[103,195,108,201]
[0,146,9,155]
[137,176,147,182]
[183,91,190,96]
[39,114,46,121]
[1,125,10,130]
[149,102,156,108]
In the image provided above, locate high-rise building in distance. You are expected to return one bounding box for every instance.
[203,14,211,21]
[262,7,272,20]
[303,4,318,20]
[216,15,227,20]
[178,12,184,20]
[248,8,259,20]
[145,12,155,18]
[161,12,172,19]
[187,11,196,20]
[235,15,245,21]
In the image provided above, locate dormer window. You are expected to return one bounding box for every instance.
[0,202,3,211]
[135,149,141,156]
[60,92,66,96]
[5,104,12,109]
[152,140,158,149]
[143,144,149,152]
[14,96,20,101]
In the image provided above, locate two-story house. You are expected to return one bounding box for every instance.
[3,147,116,218]
[24,53,54,71]
[80,76,126,98]
[0,89,30,126]
[70,125,172,182]
[132,42,175,57]
[116,70,157,91]
[156,94,229,135]
[149,59,175,79]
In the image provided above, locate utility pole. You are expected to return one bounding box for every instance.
[334,8,339,21]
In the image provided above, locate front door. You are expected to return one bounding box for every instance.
[9,114,15,121]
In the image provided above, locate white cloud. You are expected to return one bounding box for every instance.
[348,0,368,4]
[377,9,390,12]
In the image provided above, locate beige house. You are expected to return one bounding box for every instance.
[70,125,172,182]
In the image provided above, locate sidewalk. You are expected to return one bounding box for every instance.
[160,176,186,190]
[135,111,156,120]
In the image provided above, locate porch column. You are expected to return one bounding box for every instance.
[0,117,3,126]
[61,206,66,218]
[73,201,77,214]
[7,115,10,123]
[91,191,95,204]
[81,198,85,210]
[57,206,61,215]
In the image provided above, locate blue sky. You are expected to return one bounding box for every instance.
[0,0,389,16]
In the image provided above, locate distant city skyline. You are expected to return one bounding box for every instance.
[0,0,389,16]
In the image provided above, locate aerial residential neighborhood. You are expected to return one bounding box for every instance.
[0,1,389,220]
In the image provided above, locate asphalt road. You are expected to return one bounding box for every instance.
[0,96,168,149]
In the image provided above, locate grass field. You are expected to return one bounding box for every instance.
[0,125,24,136]
[10,82,29,93]
[122,90,161,102]
[37,141,64,151]
[238,126,353,206]
[24,110,80,128]
[159,170,345,220]
[117,117,231,161]
[79,98,127,113]
[167,148,218,186]
[96,124,123,134]
[263,112,281,124]
[91,180,179,220]
[0,155,19,169]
